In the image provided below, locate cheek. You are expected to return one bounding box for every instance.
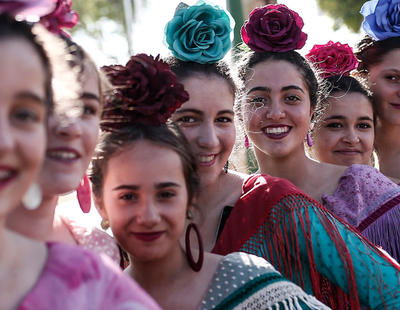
[22,127,46,169]
[83,121,99,155]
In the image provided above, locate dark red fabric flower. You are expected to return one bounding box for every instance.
[241,4,307,52]
[39,0,78,37]
[101,54,189,131]
[306,41,358,78]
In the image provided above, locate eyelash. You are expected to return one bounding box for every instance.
[385,75,400,82]
[326,122,372,129]
[14,109,40,123]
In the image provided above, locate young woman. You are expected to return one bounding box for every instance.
[356,0,400,180]
[90,53,330,310]
[213,4,400,309]
[0,11,159,310]
[6,38,121,265]
[305,41,376,167]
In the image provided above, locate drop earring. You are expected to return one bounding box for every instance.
[77,174,91,213]
[22,183,42,210]
[306,132,313,147]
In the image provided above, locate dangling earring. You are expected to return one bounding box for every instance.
[224,161,229,174]
[101,218,110,230]
[185,223,204,272]
[22,183,42,210]
[306,132,313,147]
[77,174,91,213]
[244,135,250,149]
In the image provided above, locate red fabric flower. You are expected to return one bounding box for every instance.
[39,0,78,37]
[241,4,307,52]
[306,41,358,78]
[101,54,189,130]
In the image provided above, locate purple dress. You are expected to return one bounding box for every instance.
[322,164,400,261]
[18,242,161,310]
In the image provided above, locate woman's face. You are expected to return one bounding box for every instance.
[311,92,374,166]
[242,60,313,159]
[40,63,101,195]
[0,38,47,215]
[99,140,188,262]
[368,48,400,126]
[170,75,235,187]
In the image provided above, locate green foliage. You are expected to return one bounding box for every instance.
[317,0,365,32]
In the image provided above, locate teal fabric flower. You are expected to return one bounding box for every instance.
[165,1,233,64]
[361,0,400,40]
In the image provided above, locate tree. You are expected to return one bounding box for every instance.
[316,0,365,32]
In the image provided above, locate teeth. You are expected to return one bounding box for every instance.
[0,170,12,180]
[48,151,78,160]
[199,155,214,163]
[266,126,289,134]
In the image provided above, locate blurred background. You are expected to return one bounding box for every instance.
[70,0,366,65]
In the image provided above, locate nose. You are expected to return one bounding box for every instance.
[342,129,360,144]
[53,116,82,139]
[0,116,14,153]
[266,101,285,120]
[136,199,161,227]
[197,122,219,149]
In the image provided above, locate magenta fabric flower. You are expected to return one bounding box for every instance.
[101,54,189,130]
[39,0,78,37]
[241,4,307,52]
[306,41,358,78]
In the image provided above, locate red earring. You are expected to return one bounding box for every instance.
[77,174,91,213]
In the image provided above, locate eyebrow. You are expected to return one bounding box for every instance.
[81,92,100,102]
[324,115,374,121]
[247,85,304,95]
[15,91,44,105]
[112,182,181,191]
[155,182,181,189]
[174,108,234,115]
[112,185,139,191]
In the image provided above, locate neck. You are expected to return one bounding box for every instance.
[128,245,190,294]
[375,122,400,178]
[6,194,58,241]
[255,147,313,189]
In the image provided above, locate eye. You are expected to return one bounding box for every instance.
[119,192,137,201]
[13,108,40,123]
[326,122,343,129]
[384,74,400,82]
[285,95,301,103]
[176,116,196,124]
[82,105,97,116]
[357,122,372,129]
[157,191,176,200]
[248,96,267,108]
[216,116,232,123]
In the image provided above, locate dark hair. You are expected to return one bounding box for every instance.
[313,75,376,127]
[236,49,321,108]
[356,35,400,74]
[90,123,200,207]
[0,13,52,111]
[165,56,237,96]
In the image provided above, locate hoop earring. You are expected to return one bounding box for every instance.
[22,183,42,210]
[224,161,228,174]
[185,223,204,272]
[306,132,313,147]
[77,174,91,213]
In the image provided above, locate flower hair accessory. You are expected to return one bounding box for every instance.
[306,41,358,78]
[101,54,189,131]
[164,0,234,64]
[39,0,79,37]
[241,4,307,52]
[0,0,55,21]
[361,0,400,40]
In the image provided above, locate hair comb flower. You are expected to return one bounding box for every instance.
[241,4,307,52]
[361,0,400,40]
[164,0,234,64]
[39,0,78,37]
[101,54,189,131]
[306,41,358,78]
[0,0,55,21]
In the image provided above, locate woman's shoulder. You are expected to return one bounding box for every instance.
[200,252,329,310]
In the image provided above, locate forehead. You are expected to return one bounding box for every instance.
[247,60,308,91]
[81,61,100,96]
[0,38,46,98]
[371,48,400,73]
[179,75,234,111]
[324,92,373,117]
[105,140,185,185]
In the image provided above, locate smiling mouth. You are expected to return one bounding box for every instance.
[198,154,216,166]
[390,103,400,109]
[0,168,17,188]
[262,126,291,139]
[47,150,80,161]
[334,150,362,155]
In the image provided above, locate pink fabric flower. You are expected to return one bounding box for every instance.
[39,0,78,37]
[241,4,307,52]
[306,41,358,78]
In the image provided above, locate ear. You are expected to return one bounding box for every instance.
[93,195,109,221]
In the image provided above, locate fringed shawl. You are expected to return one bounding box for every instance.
[213,174,400,309]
